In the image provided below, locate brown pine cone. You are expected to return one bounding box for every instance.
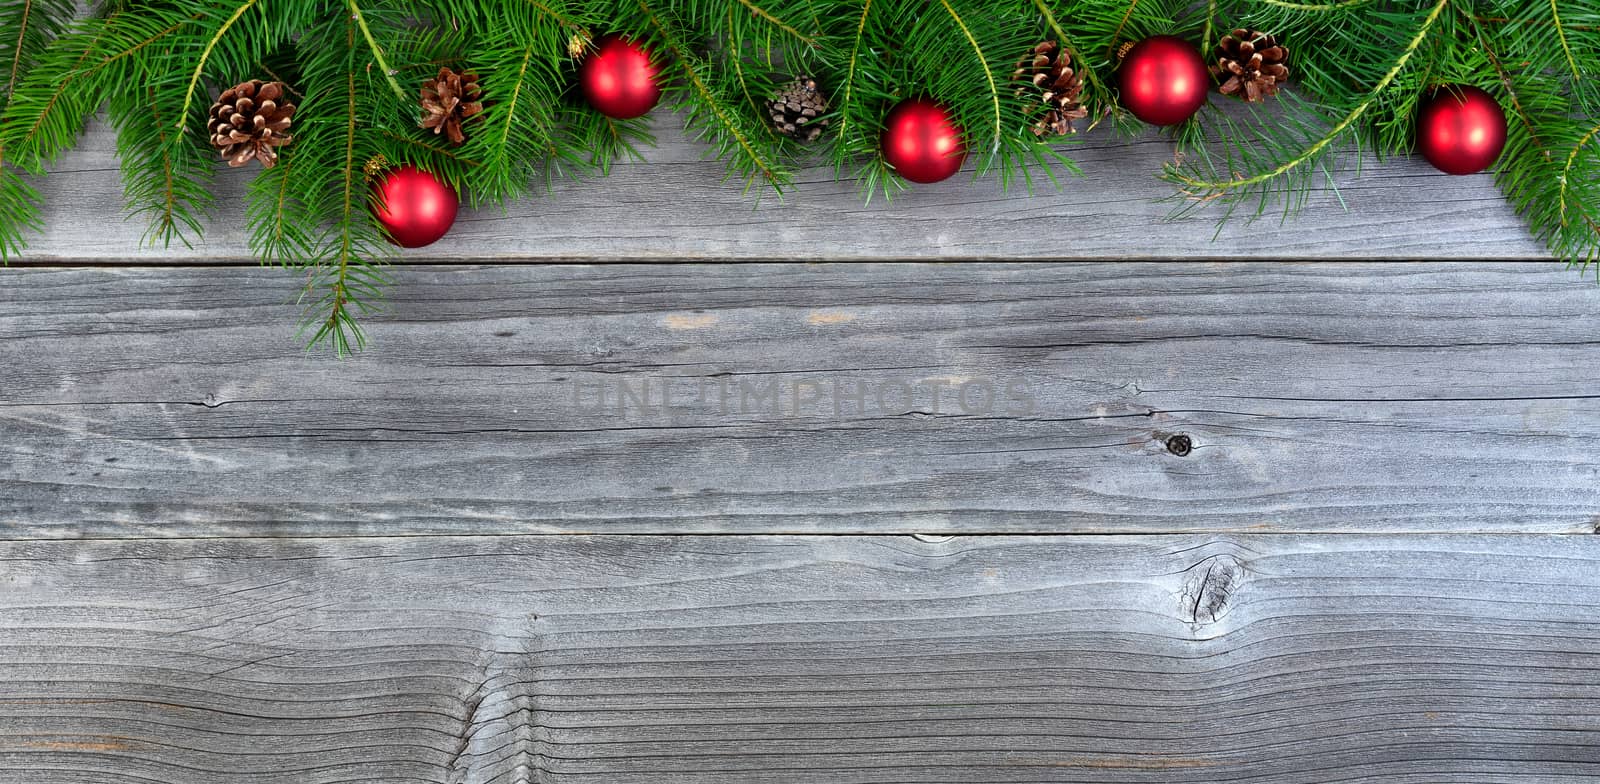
[767,76,830,142]
[207,80,295,168]
[1215,29,1289,102]
[1012,41,1087,137]
[421,67,484,146]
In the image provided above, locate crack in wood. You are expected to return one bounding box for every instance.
[1,536,1599,782]
[1181,553,1247,626]
[449,613,543,784]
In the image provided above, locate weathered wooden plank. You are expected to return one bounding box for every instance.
[14,118,1550,263]
[0,534,1596,783]
[2,262,1597,536]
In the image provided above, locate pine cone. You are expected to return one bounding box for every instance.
[1215,29,1289,102]
[421,67,484,146]
[207,80,295,168]
[1012,41,1087,137]
[767,76,829,142]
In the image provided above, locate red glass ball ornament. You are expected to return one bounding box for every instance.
[880,98,967,184]
[1118,36,1209,126]
[579,35,662,120]
[1416,85,1507,175]
[372,165,458,249]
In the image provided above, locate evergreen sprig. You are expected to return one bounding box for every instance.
[1168,0,1600,266]
[0,0,1595,354]
[0,0,80,255]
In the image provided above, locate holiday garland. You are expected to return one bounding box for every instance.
[1,0,1596,353]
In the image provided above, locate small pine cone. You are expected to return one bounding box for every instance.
[421,67,485,146]
[1215,29,1289,102]
[207,80,295,168]
[767,76,830,142]
[1012,41,1087,137]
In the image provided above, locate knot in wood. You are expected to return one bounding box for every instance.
[1181,554,1246,626]
[1165,434,1193,457]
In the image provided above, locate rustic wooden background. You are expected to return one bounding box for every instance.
[3,118,1598,783]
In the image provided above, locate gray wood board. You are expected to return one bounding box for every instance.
[4,262,1598,537]
[14,117,1551,263]
[1,533,1597,783]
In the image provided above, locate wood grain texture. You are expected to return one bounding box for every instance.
[3,262,1598,537]
[1,533,1597,783]
[14,117,1550,263]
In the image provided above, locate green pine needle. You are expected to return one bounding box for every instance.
[0,0,1595,350]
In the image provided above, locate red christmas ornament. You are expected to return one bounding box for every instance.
[579,34,662,120]
[1416,85,1506,175]
[880,98,967,184]
[1118,36,1209,126]
[372,165,458,248]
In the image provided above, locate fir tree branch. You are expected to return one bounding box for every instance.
[527,0,583,31]
[139,84,182,246]
[328,32,362,352]
[104,4,233,249]
[1468,10,1599,260]
[258,63,304,98]
[177,0,261,136]
[1548,0,1580,81]
[1258,0,1374,10]
[97,14,195,72]
[936,0,1000,153]
[263,140,298,260]
[1172,0,1449,193]
[1108,0,1143,57]
[835,0,871,146]
[6,14,113,168]
[635,0,783,187]
[492,43,535,166]
[349,0,407,102]
[0,165,37,259]
[5,0,1595,345]
[1,0,84,161]
[730,0,816,46]
[1475,14,1600,30]
[727,3,782,143]
[1030,0,1083,78]
[1562,120,1600,229]
[7,0,32,97]
[2,2,125,258]
[301,16,372,356]
[1474,16,1539,147]
[597,115,633,170]
[268,3,396,355]
[1030,0,1114,128]
[381,127,482,165]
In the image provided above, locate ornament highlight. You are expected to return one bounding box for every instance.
[1416,85,1507,176]
[372,165,458,248]
[1118,36,1209,126]
[880,98,967,184]
[579,34,662,120]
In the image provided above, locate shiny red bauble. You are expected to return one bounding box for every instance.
[1118,36,1209,126]
[1416,85,1507,175]
[880,98,967,184]
[372,165,458,248]
[578,35,662,120]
